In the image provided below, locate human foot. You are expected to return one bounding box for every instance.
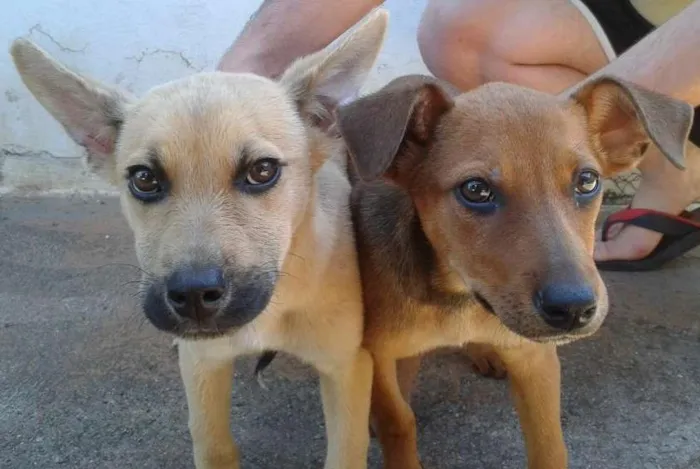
[595,207,700,271]
[594,145,699,265]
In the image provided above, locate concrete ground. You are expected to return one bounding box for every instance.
[1,195,699,469]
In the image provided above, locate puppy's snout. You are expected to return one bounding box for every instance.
[534,283,597,331]
[165,267,226,321]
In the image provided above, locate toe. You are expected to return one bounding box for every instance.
[594,225,661,262]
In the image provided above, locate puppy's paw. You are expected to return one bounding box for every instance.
[464,343,507,380]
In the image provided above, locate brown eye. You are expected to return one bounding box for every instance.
[575,170,600,196]
[245,158,281,187]
[460,178,493,203]
[132,169,159,193]
[455,177,498,214]
[127,166,164,202]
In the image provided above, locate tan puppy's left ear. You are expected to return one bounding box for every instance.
[565,75,694,176]
[279,7,389,127]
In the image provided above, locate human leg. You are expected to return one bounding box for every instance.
[417,0,609,94]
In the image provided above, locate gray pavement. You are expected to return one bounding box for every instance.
[1,196,699,469]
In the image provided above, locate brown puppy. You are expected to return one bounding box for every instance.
[338,74,693,469]
[10,9,389,469]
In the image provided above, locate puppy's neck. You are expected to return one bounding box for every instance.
[281,128,345,274]
[433,256,472,296]
[396,193,475,307]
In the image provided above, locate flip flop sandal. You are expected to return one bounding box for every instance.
[596,207,700,272]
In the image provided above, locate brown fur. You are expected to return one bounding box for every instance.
[338,74,693,468]
[10,9,390,469]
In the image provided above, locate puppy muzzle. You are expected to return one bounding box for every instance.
[142,266,277,338]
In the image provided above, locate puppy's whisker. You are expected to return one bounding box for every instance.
[119,279,145,290]
[276,270,299,280]
[92,262,158,279]
[287,251,307,263]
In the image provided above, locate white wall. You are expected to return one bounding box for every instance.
[1,0,429,160]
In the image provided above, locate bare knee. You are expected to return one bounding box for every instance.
[417,0,507,90]
[418,0,608,90]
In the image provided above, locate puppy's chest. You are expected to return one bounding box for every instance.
[387,298,505,352]
[259,245,362,332]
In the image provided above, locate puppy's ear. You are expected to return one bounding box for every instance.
[337,75,455,184]
[10,38,132,183]
[279,7,388,127]
[565,75,693,176]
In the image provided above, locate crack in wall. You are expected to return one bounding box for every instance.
[126,49,204,71]
[1,144,65,159]
[28,24,88,53]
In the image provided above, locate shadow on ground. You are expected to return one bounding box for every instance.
[1,197,699,469]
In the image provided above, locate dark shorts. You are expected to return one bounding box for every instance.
[580,0,699,146]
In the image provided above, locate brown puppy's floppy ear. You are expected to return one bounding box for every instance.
[9,38,132,184]
[337,75,455,184]
[565,75,694,176]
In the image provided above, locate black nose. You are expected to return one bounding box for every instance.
[534,283,597,331]
[165,267,226,321]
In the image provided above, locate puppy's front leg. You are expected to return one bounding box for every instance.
[319,348,373,469]
[396,356,422,403]
[178,344,239,469]
[371,353,422,469]
[497,342,567,469]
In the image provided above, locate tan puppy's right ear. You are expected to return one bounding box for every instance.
[337,74,454,184]
[9,38,132,183]
[279,7,389,128]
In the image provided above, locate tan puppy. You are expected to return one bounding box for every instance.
[337,74,693,469]
[10,9,389,469]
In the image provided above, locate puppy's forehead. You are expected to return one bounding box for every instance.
[118,73,307,177]
[431,83,592,182]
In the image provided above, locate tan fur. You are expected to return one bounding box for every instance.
[339,74,693,468]
[10,8,389,469]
